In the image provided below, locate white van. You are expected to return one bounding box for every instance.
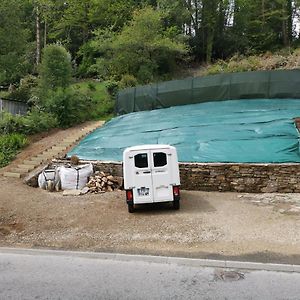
[123,145,181,213]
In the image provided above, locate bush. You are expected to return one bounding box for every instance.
[21,109,58,134]
[90,97,115,119]
[0,113,24,134]
[44,88,92,128]
[8,75,38,102]
[119,74,138,89]
[105,80,119,97]
[0,133,28,167]
[88,82,96,91]
[0,110,58,135]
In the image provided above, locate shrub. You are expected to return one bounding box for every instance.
[105,80,119,97]
[88,82,96,91]
[119,74,138,89]
[22,109,58,134]
[0,133,28,167]
[0,112,24,134]
[44,88,92,128]
[8,75,38,102]
[0,110,58,135]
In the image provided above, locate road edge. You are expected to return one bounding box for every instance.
[0,247,299,273]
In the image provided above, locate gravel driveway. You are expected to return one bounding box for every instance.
[0,176,300,264]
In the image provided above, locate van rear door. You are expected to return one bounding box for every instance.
[132,151,153,204]
[151,150,173,203]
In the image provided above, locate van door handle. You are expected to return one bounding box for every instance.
[143,171,151,174]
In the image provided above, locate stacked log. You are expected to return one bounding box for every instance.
[86,171,123,193]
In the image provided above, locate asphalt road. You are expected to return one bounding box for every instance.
[0,249,300,300]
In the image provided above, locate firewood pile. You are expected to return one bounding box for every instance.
[86,171,123,193]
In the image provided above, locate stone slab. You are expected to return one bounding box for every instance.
[63,190,81,196]
[18,164,35,170]
[3,172,21,178]
[22,160,40,166]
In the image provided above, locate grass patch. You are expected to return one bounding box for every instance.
[72,80,114,120]
[190,48,300,77]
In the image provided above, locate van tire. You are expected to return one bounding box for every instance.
[173,200,180,210]
[128,203,134,213]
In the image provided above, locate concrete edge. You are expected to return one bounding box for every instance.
[0,247,299,273]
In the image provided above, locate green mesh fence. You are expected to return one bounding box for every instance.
[116,70,300,114]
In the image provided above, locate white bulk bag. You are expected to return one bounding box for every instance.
[38,168,60,190]
[59,164,93,190]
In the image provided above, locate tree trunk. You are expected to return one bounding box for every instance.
[44,19,47,48]
[36,6,41,65]
[287,0,293,45]
[282,0,292,47]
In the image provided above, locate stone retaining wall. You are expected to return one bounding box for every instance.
[93,161,300,193]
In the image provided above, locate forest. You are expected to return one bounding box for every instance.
[1,0,300,86]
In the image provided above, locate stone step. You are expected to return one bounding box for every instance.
[10,168,28,174]
[3,172,22,178]
[58,143,73,147]
[41,152,57,158]
[18,164,35,170]
[30,156,45,162]
[62,139,77,143]
[23,160,41,166]
[50,146,67,151]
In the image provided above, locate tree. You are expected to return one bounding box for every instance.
[38,44,72,95]
[0,0,31,84]
[88,7,188,83]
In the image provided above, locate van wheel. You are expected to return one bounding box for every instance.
[173,200,180,210]
[128,203,134,213]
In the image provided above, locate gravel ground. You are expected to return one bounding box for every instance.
[0,176,300,264]
[1,126,300,264]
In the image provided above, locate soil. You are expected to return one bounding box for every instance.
[0,126,300,264]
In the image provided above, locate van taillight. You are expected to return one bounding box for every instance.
[173,186,180,197]
[126,190,133,201]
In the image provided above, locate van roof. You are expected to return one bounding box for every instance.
[124,144,174,152]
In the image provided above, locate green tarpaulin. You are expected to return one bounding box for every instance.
[68,99,300,163]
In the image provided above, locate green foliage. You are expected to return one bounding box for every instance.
[3,0,300,90]
[8,75,38,102]
[0,133,28,168]
[88,82,96,91]
[119,74,138,89]
[72,80,114,119]
[21,109,58,134]
[87,7,188,83]
[43,88,92,128]
[202,49,300,76]
[38,44,72,95]
[0,0,31,84]
[105,81,119,97]
[0,110,58,135]
[0,113,24,135]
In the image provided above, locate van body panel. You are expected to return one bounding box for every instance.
[123,145,180,206]
[151,150,173,203]
[131,150,153,204]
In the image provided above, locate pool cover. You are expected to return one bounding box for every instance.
[68,99,300,163]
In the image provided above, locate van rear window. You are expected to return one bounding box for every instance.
[153,152,167,167]
[134,153,148,168]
